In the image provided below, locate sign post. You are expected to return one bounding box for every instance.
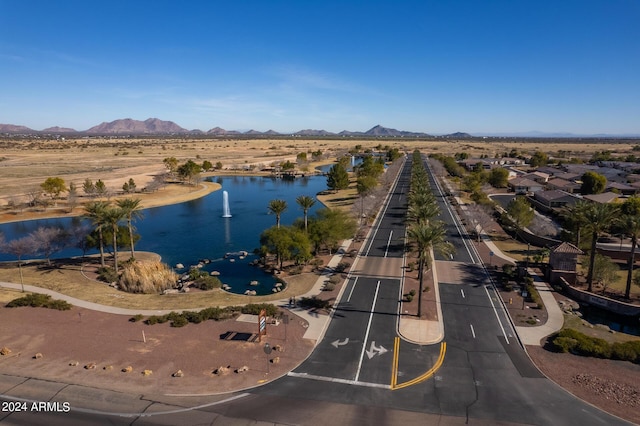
[263,342,272,373]
[258,309,267,342]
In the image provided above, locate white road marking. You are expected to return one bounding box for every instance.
[346,276,358,303]
[331,338,350,348]
[461,289,465,298]
[355,280,381,382]
[483,285,509,344]
[470,324,476,339]
[287,372,389,389]
[384,231,393,258]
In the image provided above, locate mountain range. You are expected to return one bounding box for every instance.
[0,118,439,137]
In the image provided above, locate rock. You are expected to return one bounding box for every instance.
[175,263,184,269]
[69,361,79,366]
[270,357,280,364]
[273,345,283,352]
[211,271,220,276]
[122,366,133,373]
[142,369,153,376]
[163,289,179,294]
[595,324,611,332]
[235,365,249,374]
[0,347,12,356]
[229,258,235,263]
[33,353,43,359]
[84,363,97,370]
[180,287,190,293]
[172,369,184,377]
[250,280,259,286]
[214,366,230,375]
[103,365,113,371]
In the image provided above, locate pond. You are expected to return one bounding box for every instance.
[0,175,328,295]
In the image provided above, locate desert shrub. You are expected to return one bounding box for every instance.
[6,293,71,310]
[409,289,416,297]
[196,275,222,290]
[97,267,119,284]
[200,307,227,321]
[405,293,414,302]
[551,329,612,359]
[611,341,640,363]
[241,303,278,316]
[183,311,203,324]
[118,261,178,294]
[170,315,188,328]
[323,282,336,291]
[328,275,341,285]
[129,314,144,322]
[334,262,349,273]
[145,315,160,325]
[288,265,304,275]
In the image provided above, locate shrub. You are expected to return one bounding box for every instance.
[97,267,119,284]
[611,341,640,363]
[297,296,331,310]
[118,261,178,294]
[551,329,612,359]
[6,294,71,310]
[170,315,188,328]
[334,262,350,273]
[129,314,144,322]
[183,311,203,324]
[196,275,222,290]
[323,282,336,291]
[409,289,416,297]
[405,293,414,302]
[145,316,159,325]
[242,303,278,316]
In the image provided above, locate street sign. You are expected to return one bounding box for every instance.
[258,309,267,342]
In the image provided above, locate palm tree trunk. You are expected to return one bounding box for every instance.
[112,224,119,274]
[98,228,105,267]
[127,218,135,258]
[625,237,637,299]
[587,230,597,292]
[417,257,424,318]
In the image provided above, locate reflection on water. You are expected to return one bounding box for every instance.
[0,175,328,293]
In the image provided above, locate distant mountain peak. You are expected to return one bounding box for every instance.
[85,118,188,134]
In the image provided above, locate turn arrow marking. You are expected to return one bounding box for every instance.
[365,341,388,359]
[331,338,349,348]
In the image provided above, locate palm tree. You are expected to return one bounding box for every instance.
[268,199,288,228]
[116,197,143,259]
[621,215,640,300]
[84,201,110,267]
[296,195,316,233]
[103,206,125,274]
[582,203,619,292]
[561,201,591,248]
[407,221,454,318]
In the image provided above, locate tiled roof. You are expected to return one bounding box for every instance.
[551,241,583,254]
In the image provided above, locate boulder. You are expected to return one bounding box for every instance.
[175,263,184,269]
[122,366,133,373]
[103,365,113,371]
[235,365,249,374]
[211,271,221,276]
[142,369,153,376]
[33,353,43,359]
[273,345,284,352]
[84,362,97,370]
[0,347,11,356]
[270,357,280,364]
[214,366,231,375]
[172,369,184,377]
[69,361,79,366]
[163,289,179,294]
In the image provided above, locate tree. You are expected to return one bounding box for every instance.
[506,196,534,230]
[582,203,619,292]
[259,226,311,270]
[296,195,316,233]
[116,197,143,259]
[621,197,640,299]
[488,167,509,188]
[163,157,179,176]
[41,177,67,203]
[4,236,36,291]
[67,182,79,213]
[561,201,591,248]
[95,179,107,197]
[326,163,349,191]
[29,226,66,266]
[583,254,619,294]
[407,221,454,318]
[267,199,288,228]
[82,178,96,197]
[123,178,136,193]
[580,171,607,195]
[177,160,202,186]
[202,160,213,171]
[103,206,125,274]
[83,201,110,267]
[306,208,357,254]
[529,151,549,167]
[356,175,378,222]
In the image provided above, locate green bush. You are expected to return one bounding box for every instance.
[298,296,331,310]
[405,293,414,302]
[241,303,278,316]
[611,341,640,363]
[170,315,189,328]
[6,293,71,310]
[551,329,614,359]
[145,316,159,325]
[323,282,336,291]
[97,267,119,283]
[183,311,203,324]
[196,275,222,290]
[409,289,416,297]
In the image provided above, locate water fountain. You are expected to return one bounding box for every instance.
[222,191,232,217]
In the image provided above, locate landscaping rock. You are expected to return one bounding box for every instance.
[0,347,11,356]
[270,357,280,364]
[235,365,249,374]
[69,361,79,366]
[33,353,43,359]
[84,362,97,370]
[122,366,133,373]
[172,369,184,377]
[142,369,153,376]
[214,366,230,375]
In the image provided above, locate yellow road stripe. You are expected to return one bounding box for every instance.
[390,337,400,388]
[391,341,446,390]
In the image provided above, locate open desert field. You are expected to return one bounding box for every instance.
[1,136,638,212]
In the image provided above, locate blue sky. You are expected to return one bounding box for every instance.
[1,0,638,135]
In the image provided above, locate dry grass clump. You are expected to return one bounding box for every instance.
[118,260,178,294]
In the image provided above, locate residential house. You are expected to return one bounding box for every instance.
[533,190,579,210]
[547,178,581,194]
[507,177,543,195]
[583,192,620,204]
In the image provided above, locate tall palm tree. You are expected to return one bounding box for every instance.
[268,199,288,228]
[103,206,125,274]
[622,215,640,300]
[83,201,110,267]
[116,197,143,259]
[582,203,619,292]
[296,195,316,233]
[407,221,454,318]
